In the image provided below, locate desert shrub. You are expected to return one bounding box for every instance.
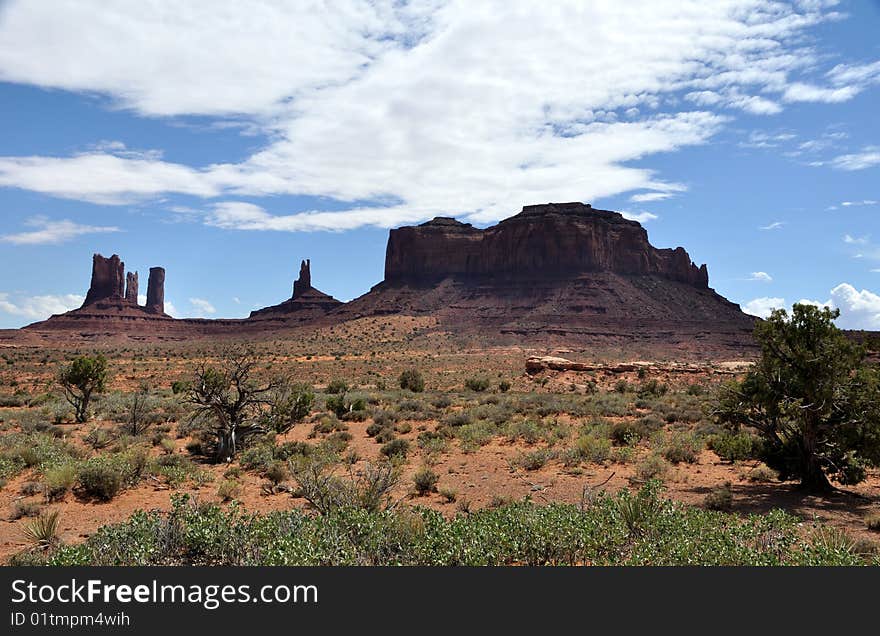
[866,513,880,532]
[171,381,189,395]
[431,395,453,409]
[513,449,553,471]
[26,485,871,566]
[413,467,439,495]
[686,383,705,396]
[395,422,412,434]
[84,426,115,451]
[709,431,760,462]
[370,410,397,430]
[43,464,78,502]
[704,482,733,511]
[159,438,176,454]
[381,439,410,459]
[261,382,314,434]
[439,488,457,503]
[326,379,349,395]
[366,421,386,437]
[505,418,541,444]
[661,433,702,465]
[217,479,242,502]
[291,458,401,515]
[614,380,631,394]
[76,463,123,501]
[443,412,472,428]
[611,420,647,446]
[265,461,288,486]
[747,465,778,483]
[455,421,496,451]
[565,433,611,465]
[498,380,511,393]
[417,431,449,453]
[325,394,366,419]
[11,501,42,520]
[76,449,147,501]
[464,377,490,392]
[638,379,668,397]
[374,428,396,444]
[399,369,425,393]
[633,454,669,483]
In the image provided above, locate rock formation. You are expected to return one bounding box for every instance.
[82,254,126,307]
[293,260,311,299]
[385,202,708,286]
[146,268,165,315]
[337,202,755,349]
[125,272,139,303]
[250,259,342,321]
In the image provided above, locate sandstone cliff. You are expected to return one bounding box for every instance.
[385,202,708,287]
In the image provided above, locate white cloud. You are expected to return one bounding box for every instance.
[840,200,877,207]
[827,283,880,330]
[188,298,216,317]
[743,284,880,329]
[619,211,659,224]
[843,234,869,245]
[759,221,784,230]
[629,192,673,203]
[748,271,773,282]
[0,292,83,320]
[1,217,121,245]
[830,147,880,171]
[743,297,786,319]
[0,1,864,230]
[782,82,859,103]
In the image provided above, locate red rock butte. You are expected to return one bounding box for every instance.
[18,202,756,352]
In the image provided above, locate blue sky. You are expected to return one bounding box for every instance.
[1,0,879,329]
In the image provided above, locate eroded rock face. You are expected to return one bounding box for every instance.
[293,259,312,299]
[146,268,165,315]
[385,203,709,287]
[125,272,139,303]
[82,254,126,307]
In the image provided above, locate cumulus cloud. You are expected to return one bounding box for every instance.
[742,283,880,329]
[188,298,216,317]
[1,217,121,245]
[748,271,773,282]
[0,1,867,230]
[742,297,786,319]
[0,292,83,320]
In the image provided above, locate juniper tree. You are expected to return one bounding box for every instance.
[715,304,880,492]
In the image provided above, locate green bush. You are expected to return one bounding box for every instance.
[709,431,759,462]
[398,369,425,393]
[381,439,410,459]
[704,482,733,511]
[326,379,349,395]
[413,467,439,495]
[661,434,702,465]
[31,484,870,566]
[464,377,490,392]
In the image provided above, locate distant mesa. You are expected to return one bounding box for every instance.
[249,259,342,320]
[339,202,754,343]
[20,202,756,351]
